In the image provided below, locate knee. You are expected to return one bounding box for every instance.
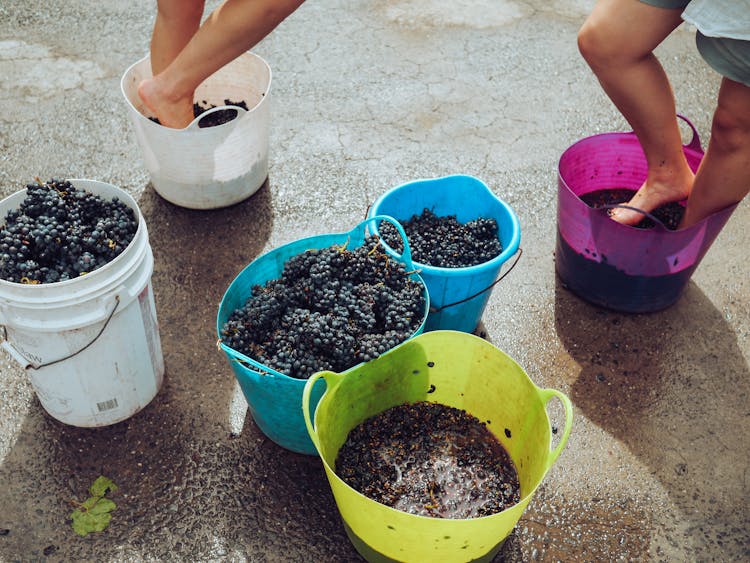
[577,20,617,69]
[711,104,750,152]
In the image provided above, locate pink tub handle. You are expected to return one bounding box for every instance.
[600,203,669,232]
[677,114,703,154]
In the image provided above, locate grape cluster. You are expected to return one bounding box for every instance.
[0,179,138,284]
[379,208,503,268]
[221,236,426,379]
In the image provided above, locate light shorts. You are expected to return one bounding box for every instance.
[695,32,750,86]
[640,0,750,86]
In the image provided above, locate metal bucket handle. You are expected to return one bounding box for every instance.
[218,215,419,378]
[429,247,523,314]
[1,294,120,370]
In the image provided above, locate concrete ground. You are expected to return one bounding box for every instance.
[1,0,749,561]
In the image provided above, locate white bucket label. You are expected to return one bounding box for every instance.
[96,398,119,412]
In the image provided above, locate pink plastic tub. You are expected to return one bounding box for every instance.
[556,116,737,313]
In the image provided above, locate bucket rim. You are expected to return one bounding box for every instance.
[369,174,522,274]
[216,218,431,383]
[556,167,739,236]
[303,330,573,521]
[119,51,273,131]
[558,122,704,167]
[559,115,704,169]
[0,178,147,293]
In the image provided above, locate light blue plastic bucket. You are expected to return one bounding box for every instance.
[369,175,521,333]
[216,216,430,455]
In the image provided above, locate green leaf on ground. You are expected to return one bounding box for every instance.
[70,476,118,537]
[89,476,117,497]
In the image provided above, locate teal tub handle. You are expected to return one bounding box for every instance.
[217,340,288,378]
[303,370,344,452]
[537,387,574,472]
[362,215,416,272]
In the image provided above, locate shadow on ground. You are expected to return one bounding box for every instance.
[555,277,750,558]
[0,181,365,560]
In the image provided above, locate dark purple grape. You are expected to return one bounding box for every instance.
[0,179,137,284]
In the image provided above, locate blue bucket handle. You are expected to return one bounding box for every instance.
[217,340,289,378]
[429,247,523,314]
[218,215,420,378]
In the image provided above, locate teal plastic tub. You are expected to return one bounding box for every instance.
[216,216,429,454]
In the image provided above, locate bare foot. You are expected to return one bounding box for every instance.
[609,171,694,226]
[137,77,194,129]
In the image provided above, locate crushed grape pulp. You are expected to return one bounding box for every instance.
[335,401,520,519]
[580,188,685,230]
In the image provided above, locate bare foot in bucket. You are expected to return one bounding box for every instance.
[137,77,194,129]
[609,170,694,226]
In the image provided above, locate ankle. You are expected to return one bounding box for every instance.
[646,163,694,189]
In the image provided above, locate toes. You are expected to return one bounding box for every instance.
[608,207,643,226]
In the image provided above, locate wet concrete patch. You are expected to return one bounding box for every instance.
[519,488,651,560]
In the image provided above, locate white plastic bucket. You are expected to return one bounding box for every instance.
[0,179,165,427]
[120,51,271,210]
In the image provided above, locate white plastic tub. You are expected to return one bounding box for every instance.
[0,179,165,427]
[120,52,272,210]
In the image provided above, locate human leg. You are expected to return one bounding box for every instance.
[150,0,206,76]
[680,78,750,229]
[139,0,305,128]
[578,0,693,225]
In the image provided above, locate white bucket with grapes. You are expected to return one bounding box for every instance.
[0,178,164,427]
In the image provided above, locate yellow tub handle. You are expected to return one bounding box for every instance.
[302,370,343,453]
[537,387,574,471]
